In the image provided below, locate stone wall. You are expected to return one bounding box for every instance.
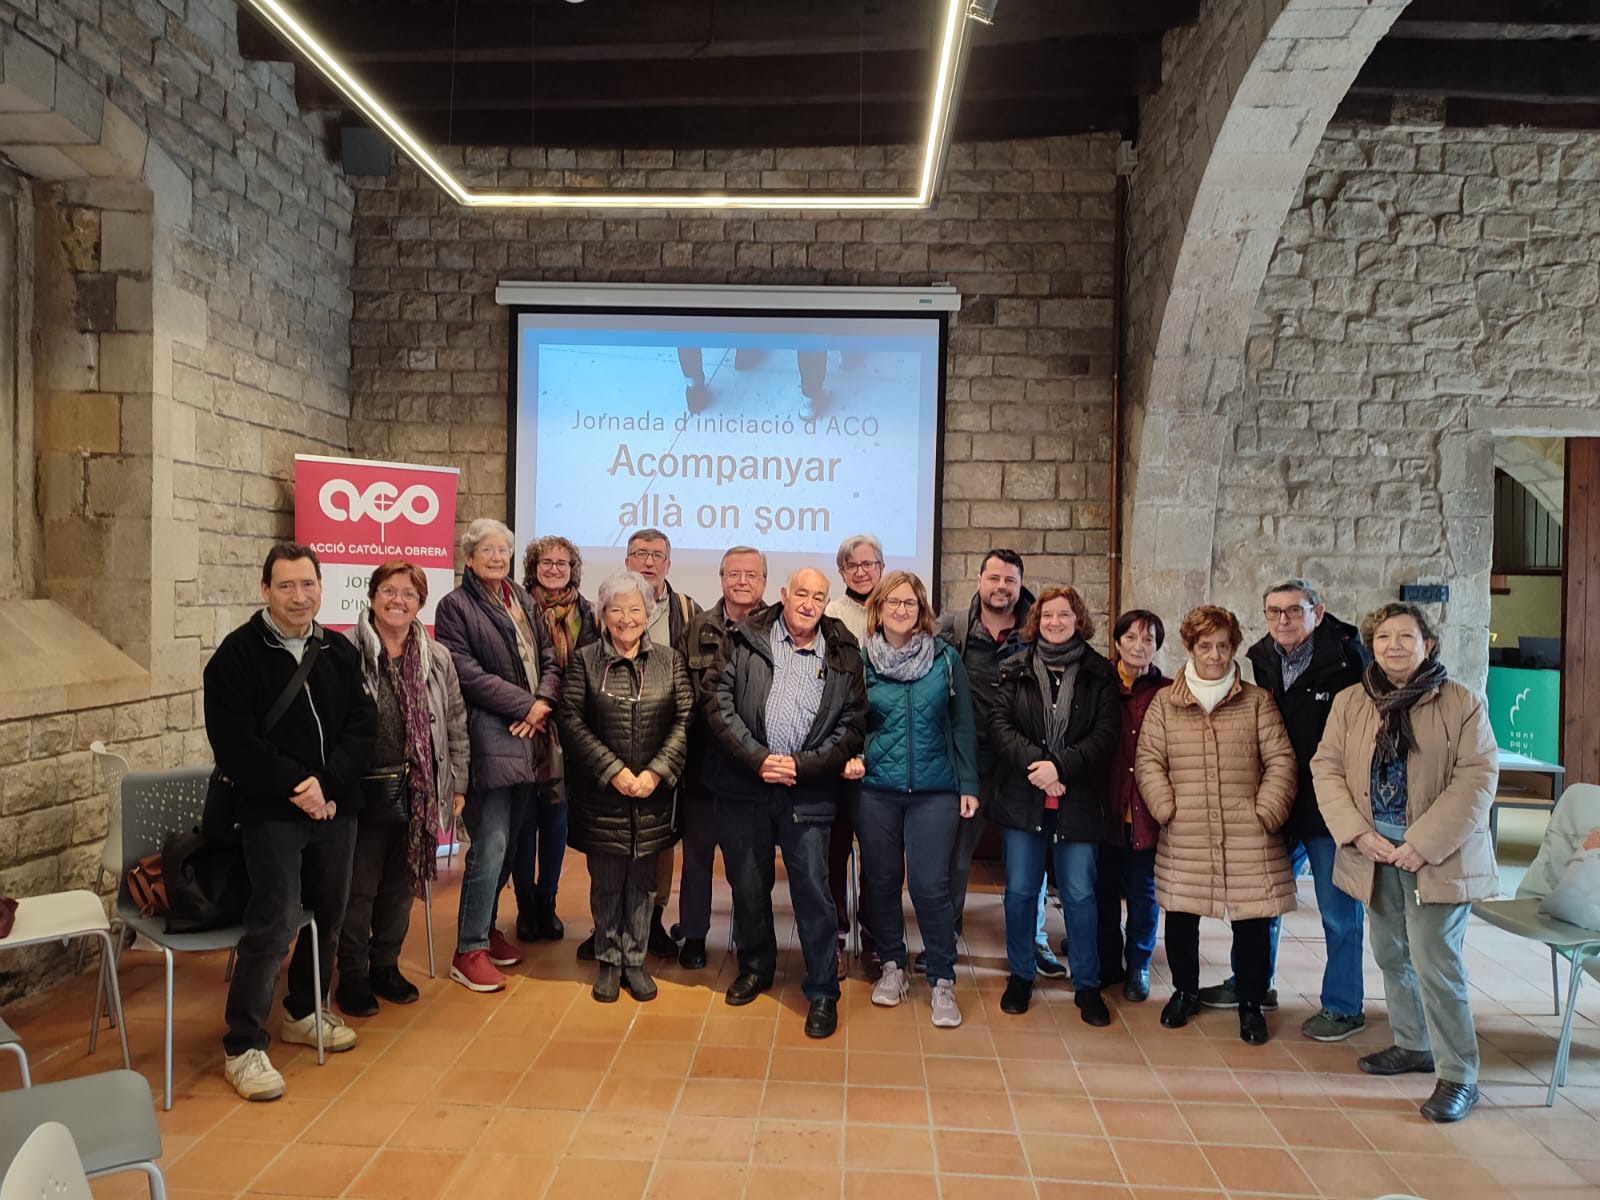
[0,0,353,1000]
[1223,119,1600,683]
[347,137,1120,612]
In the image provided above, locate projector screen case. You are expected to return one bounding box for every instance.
[502,286,955,610]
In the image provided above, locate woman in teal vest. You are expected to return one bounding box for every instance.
[843,570,978,1029]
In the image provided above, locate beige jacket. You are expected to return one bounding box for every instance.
[1311,678,1499,906]
[1134,667,1298,920]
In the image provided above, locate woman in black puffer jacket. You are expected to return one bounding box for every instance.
[559,569,692,1004]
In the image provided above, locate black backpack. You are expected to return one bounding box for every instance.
[160,829,250,934]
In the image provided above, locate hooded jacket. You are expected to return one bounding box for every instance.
[1134,667,1298,920]
[1245,614,1367,841]
[987,641,1120,842]
[203,611,377,823]
[699,605,866,822]
[560,634,693,859]
[433,568,562,792]
[1312,677,1499,906]
[345,614,471,825]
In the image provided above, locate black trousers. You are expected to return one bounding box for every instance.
[588,850,657,968]
[224,818,356,1056]
[337,821,413,979]
[1164,910,1272,1004]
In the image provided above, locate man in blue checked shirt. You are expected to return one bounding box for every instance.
[701,566,867,1039]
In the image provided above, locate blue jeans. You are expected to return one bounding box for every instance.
[717,788,840,1001]
[1226,834,1365,1015]
[1002,826,1099,987]
[457,784,531,953]
[1095,842,1159,975]
[854,788,961,984]
[510,779,568,920]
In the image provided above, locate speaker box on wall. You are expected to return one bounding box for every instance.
[340,127,392,177]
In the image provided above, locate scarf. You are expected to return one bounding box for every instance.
[1362,657,1448,768]
[866,631,939,682]
[1032,636,1087,755]
[536,584,583,670]
[1183,660,1235,714]
[358,614,440,897]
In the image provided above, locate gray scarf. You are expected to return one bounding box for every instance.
[1032,636,1087,755]
[866,631,939,682]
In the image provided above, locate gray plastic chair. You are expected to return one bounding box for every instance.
[0,1071,165,1200]
[0,1017,29,1087]
[99,765,325,1110]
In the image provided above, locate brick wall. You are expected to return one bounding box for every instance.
[347,136,1120,613]
[1224,120,1600,684]
[0,0,353,1001]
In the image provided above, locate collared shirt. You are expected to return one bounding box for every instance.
[262,608,309,663]
[765,615,828,756]
[1277,635,1316,691]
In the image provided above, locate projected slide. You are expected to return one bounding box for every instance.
[511,309,944,605]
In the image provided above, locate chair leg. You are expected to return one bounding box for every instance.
[847,844,860,960]
[96,929,131,1070]
[1548,953,1589,1106]
[162,946,175,1111]
[135,1160,167,1200]
[310,916,325,1065]
[0,1041,30,1087]
[90,950,104,1056]
[424,879,435,980]
[1551,945,1561,1017]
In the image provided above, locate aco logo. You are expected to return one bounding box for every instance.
[318,479,440,536]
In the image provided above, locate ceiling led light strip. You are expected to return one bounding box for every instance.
[240,0,979,211]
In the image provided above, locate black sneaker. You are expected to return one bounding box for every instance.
[679,937,708,969]
[1000,974,1033,1015]
[1034,946,1068,980]
[369,965,420,1005]
[335,976,379,1018]
[1075,987,1111,1027]
[1197,982,1278,1011]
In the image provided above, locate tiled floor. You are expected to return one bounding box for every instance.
[7,812,1600,1200]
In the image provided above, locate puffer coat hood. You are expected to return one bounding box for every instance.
[1134,667,1298,920]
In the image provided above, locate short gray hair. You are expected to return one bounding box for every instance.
[721,545,768,575]
[835,533,883,570]
[596,569,657,622]
[461,517,514,561]
[1262,577,1322,608]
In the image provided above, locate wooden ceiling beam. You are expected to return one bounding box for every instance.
[1333,92,1600,132]
[1350,39,1600,104]
[1393,0,1600,39]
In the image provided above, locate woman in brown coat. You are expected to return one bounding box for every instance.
[1134,605,1296,1044]
[1311,603,1498,1124]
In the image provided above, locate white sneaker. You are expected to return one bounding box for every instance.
[931,979,963,1028]
[224,1048,286,1102]
[281,1007,358,1052]
[871,962,909,1007]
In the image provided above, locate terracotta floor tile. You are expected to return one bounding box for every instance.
[1262,1105,1368,1150]
[843,1124,935,1171]
[482,1107,583,1156]
[761,1080,846,1120]
[1013,1093,1105,1136]
[1112,1139,1220,1190]
[1034,1185,1135,1200]
[391,1102,496,1151]
[611,1039,698,1076]
[1296,1147,1413,1198]
[250,1143,374,1197]
[646,1162,748,1200]
[628,1013,707,1043]
[341,1061,447,1100]
[752,1118,843,1166]
[1095,1098,1190,1142]
[1382,1152,1511,1200]
[209,1096,328,1142]
[678,1077,765,1116]
[592,1072,685,1114]
[569,1111,670,1159]
[346,1148,466,1200]
[845,1084,931,1126]
[163,1139,284,1194]
[1159,1067,1251,1104]
[1000,1057,1085,1095]
[1199,1145,1316,1196]
[938,1175,1038,1200]
[1078,1063,1169,1101]
[440,1152,559,1200]
[768,1046,847,1083]
[923,1053,1008,1092]
[935,1128,1029,1176]
[842,1170,939,1200]
[1022,1132,1125,1183]
[535,1036,620,1072]
[456,1033,548,1072]
[847,1051,926,1087]
[744,1164,844,1195]
[431,1067,524,1107]
[659,1113,758,1162]
[504,1066,604,1109]
[544,1156,652,1200]
[690,1044,770,1080]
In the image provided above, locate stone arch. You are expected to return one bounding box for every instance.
[0,22,201,714]
[1121,0,1414,631]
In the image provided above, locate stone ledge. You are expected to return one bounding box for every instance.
[0,599,149,723]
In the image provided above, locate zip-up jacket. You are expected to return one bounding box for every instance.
[1102,665,1170,851]
[203,611,377,823]
[861,640,980,797]
[935,587,1035,784]
[700,606,866,822]
[988,642,1120,843]
[560,634,693,860]
[681,599,769,792]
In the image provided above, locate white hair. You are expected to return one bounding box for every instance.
[461,517,514,560]
[596,569,657,621]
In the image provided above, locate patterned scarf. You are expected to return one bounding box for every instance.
[865,631,939,682]
[536,584,583,670]
[374,618,440,897]
[1362,657,1449,768]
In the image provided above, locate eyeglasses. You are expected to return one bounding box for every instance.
[628,549,669,563]
[536,558,571,570]
[476,545,510,560]
[722,570,765,581]
[1264,604,1310,622]
[844,560,882,573]
[882,598,919,614]
[377,585,422,603]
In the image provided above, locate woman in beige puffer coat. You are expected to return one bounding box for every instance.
[1135,605,1296,1045]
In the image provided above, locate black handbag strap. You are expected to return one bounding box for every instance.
[262,636,322,734]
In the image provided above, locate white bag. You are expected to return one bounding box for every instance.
[1538,844,1600,930]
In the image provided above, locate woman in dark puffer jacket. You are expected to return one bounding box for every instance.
[559,570,692,1004]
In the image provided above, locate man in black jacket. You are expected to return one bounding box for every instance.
[204,543,376,1102]
[1200,578,1368,1042]
[703,567,866,1038]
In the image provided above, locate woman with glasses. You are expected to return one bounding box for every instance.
[843,570,978,1027]
[434,519,562,993]
[336,561,470,1017]
[825,533,884,641]
[990,585,1120,1024]
[559,570,693,1002]
[504,535,598,942]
